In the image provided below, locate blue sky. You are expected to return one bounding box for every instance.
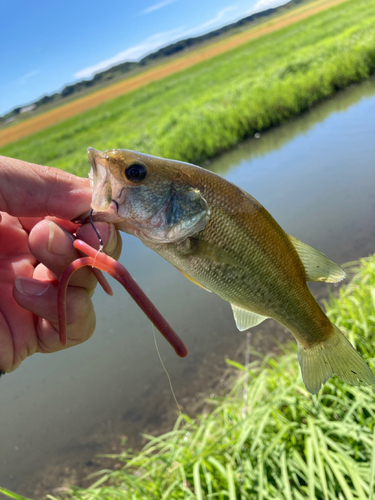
[0,0,287,116]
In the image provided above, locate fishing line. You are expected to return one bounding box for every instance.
[112,199,119,214]
[89,209,104,252]
[152,325,181,416]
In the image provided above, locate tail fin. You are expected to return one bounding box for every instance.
[298,325,375,394]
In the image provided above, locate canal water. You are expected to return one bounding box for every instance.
[1,78,375,496]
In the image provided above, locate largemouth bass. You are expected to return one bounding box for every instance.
[87,147,375,394]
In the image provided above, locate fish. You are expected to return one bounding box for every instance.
[87,147,375,394]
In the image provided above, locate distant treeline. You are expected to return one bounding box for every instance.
[1,0,303,122]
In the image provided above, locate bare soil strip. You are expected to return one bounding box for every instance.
[0,0,349,148]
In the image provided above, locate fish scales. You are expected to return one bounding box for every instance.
[87,147,375,394]
[147,169,327,340]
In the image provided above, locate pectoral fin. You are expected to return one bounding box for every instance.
[188,238,246,269]
[288,235,345,283]
[231,304,268,331]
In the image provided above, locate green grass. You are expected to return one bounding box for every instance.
[1,254,375,499]
[1,0,375,176]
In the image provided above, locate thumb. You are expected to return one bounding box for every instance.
[0,155,92,220]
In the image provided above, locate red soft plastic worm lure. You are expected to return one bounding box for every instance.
[57,239,188,357]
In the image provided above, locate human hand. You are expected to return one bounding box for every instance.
[0,156,122,373]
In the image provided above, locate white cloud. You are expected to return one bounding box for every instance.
[141,0,178,15]
[74,6,239,80]
[183,7,238,36]
[17,70,39,85]
[74,28,184,79]
[251,0,288,14]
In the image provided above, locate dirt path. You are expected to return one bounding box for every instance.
[0,0,350,148]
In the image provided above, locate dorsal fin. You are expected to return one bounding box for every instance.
[231,304,268,331]
[288,235,345,283]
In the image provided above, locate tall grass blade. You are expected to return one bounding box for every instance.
[193,461,204,500]
[308,418,329,500]
[226,463,236,500]
[369,426,375,500]
[280,450,292,500]
[320,449,354,500]
[0,489,32,500]
[305,436,315,500]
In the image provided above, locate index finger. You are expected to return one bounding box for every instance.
[0,155,92,220]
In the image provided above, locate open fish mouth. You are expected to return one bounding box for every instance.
[85,147,129,225]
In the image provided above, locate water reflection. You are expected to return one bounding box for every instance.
[211,78,375,176]
[1,78,375,496]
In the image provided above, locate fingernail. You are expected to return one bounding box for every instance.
[103,224,118,255]
[15,277,50,296]
[48,221,75,255]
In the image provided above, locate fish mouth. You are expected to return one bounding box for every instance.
[69,148,126,226]
[86,147,127,224]
[71,203,121,226]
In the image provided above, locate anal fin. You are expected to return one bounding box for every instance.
[231,304,268,331]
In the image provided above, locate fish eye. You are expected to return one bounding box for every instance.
[125,163,147,183]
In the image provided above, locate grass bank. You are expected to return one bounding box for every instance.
[0,0,348,143]
[1,254,375,498]
[1,0,374,177]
